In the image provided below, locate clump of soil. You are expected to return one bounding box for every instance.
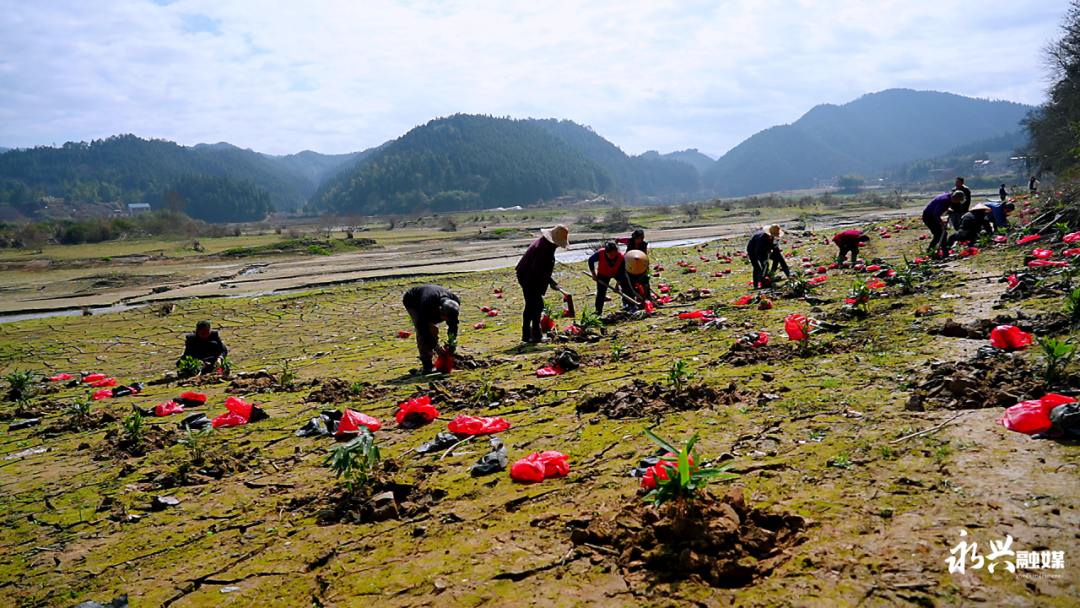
[927,312,1071,340]
[293,473,445,525]
[720,337,848,367]
[178,374,228,387]
[571,487,805,588]
[577,379,750,419]
[415,380,546,411]
[38,412,117,437]
[304,379,393,404]
[226,371,280,394]
[601,310,649,325]
[151,444,269,488]
[552,327,604,344]
[94,425,178,460]
[905,354,1076,410]
[451,353,511,370]
[999,279,1069,302]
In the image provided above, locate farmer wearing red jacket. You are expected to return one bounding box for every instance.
[589,242,637,315]
[516,224,569,343]
[832,230,870,265]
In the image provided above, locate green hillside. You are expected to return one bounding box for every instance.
[659,148,715,173]
[310,114,616,215]
[702,89,1034,197]
[264,148,377,187]
[529,119,701,199]
[0,135,300,221]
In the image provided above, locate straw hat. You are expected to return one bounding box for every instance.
[762,224,783,238]
[970,203,991,213]
[541,224,570,248]
[625,249,649,275]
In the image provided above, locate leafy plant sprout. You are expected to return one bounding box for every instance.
[1037,336,1076,386]
[610,343,625,363]
[666,358,693,391]
[121,412,144,444]
[280,359,297,387]
[846,278,872,314]
[66,396,92,425]
[1066,288,1080,327]
[179,426,214,464]
[325,429,381,493]
[4,369,37,402]
[641,428,738,507]
[576,307,602,331]
[176,356,202,379]
[787,275,817,298]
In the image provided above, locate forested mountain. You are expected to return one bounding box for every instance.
[0,147,10,154]
[702,89,1034,197]
[528,119,701,199]
[891,130,1029,183]
[659,149,715,173]
[0,135,315,221]
[310,115,615,215]
[264,149,374,186]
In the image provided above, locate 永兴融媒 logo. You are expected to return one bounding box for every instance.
[947,529,1065,575]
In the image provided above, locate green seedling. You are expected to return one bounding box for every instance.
[217,355,231,376]
[121,412,144,444]
[846,278,871,314]
[444,332,458,351]
[576,308,602,331]
[1037,336,1076,386]
[1055,221,1071,233]
[788,275,817,298]
[179,427,214,464]
[280,359,297,387]
[830,453,852,469]
[1066,288,1080,327]
[472,376,497,406]
[610,343,625,363]
[641,428,738,507]
[325,429,381,493]
[666,358,693,391]
[4,369,37,402]
[66,396,92,426]
[878,445,895,459]
[176,356,202,379]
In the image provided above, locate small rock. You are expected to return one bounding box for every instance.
[151,495,180,511]
[434,579,448,594]
[220,586,240,593]
[371,491,396,508]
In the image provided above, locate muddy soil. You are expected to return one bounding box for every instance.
[93,425,179,460]
[928,311,1072,339]
[718,338,849,367]
[304,378,393,404]
[572,487,805,588]
[906,353,1080,410]
[451,352,512,370]
[414,380,546,411]
[38,411,117,437]
[577,379,751,419]
[288,467,445,525]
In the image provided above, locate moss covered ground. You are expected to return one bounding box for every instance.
[1,201,1078,607]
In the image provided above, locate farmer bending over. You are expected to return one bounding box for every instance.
[947,205,993,248]
[923,191,964,255]
[984,201,1015,232]
[516,224,569,343]
[747,224,791,289]
[589,242,637,315]
[402,284,460,374]
[178,321,228,374]
[624,249,653,304]
[832,230,870,266]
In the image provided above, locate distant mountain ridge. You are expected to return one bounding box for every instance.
[702,89,1034,196]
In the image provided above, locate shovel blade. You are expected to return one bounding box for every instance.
[564,293,576,317]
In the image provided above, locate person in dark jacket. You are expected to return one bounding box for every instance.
[589,242,637,315]
[747,224,791,288]
[924,191,964,255]
[999,184,1008,202]
[948,177,972,228]
[616,229,648,253]
[832,230,871,265]
[984,201,1015,232]
[516,225,569,343]
[947,205,994,248]
[178,321,228,374]
[403,284,460,374]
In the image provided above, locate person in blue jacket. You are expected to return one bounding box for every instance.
[923,191,965,254]
[983,201,1015,232]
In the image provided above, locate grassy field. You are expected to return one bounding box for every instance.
[0,197,1077,607]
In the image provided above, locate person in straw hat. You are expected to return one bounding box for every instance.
[947,204,993,248]
[747,224,791,289]
[516,224,569,343]
[624,248,653,304]
[588,241,637,315]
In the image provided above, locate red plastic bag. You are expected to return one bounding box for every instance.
[993,236,1007,243]
[1063,232,1080,244]
[757,298,773,310]
[47,373,73,382]
[473,322,486,329]
[487,310,500,317]
[656,295,673,304]
[751,332,769,346]
[1007,275,1020,289]
[396,396,439,426]
[998,394,1077,435]
[511,451,570,482]
[91,377,117,388]
[83,373,107,383]
[397,330,412,339]
[990,325,1033,350]
[1017,234,1042,244]
[867,279,886,289]
[154,401,185,416]
[536,365,564,377]
[540,315,555,331]
[866,265,881,271]
[809,275,827,284]
[434,353,454,374]
[447,415,510,435]
[212,411,248,428]
[91,389,113,400]
[784,314,808,340]
[679,310,714,319]
[1028,260,1067,267]
[1064,248,1080,257]
[1032,249,1054,259]
[178,391,207,404]
[644,301,655,313]
[336,408,382,436]
[641,452,694,489]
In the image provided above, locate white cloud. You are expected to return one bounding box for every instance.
[0,0,1070,156]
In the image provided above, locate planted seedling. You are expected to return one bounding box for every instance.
[641,428,738,507]
[325,429,381,493]
[121,412,144,444]
[217,355,231,376]
[666,358,693,392]
[179,426,214,465]
[65,396,92,426]
[444,332,458,352]
[845,278,872,314]
[830,453,852,469]
[4,369,37,402]
[610,343,625,363]
[1067,288,1080,328]
[576,308,602,331]
[280,359,297,387]
[788,275,817,298]
[176,356,202,379]
[1037,336,1076,386]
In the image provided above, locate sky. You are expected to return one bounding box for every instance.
[0,0,1070,158]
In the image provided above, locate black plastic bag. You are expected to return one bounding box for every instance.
[416,432,459,455]
[178,413,212,431]
[1051,402,1080,436]
[8,418,41,431]
[295,410,342,438]
[72,595,127,608]
[248,405,270,423]
[471,437,508,476]
[629,448,671,478]
[555,350,579,372]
